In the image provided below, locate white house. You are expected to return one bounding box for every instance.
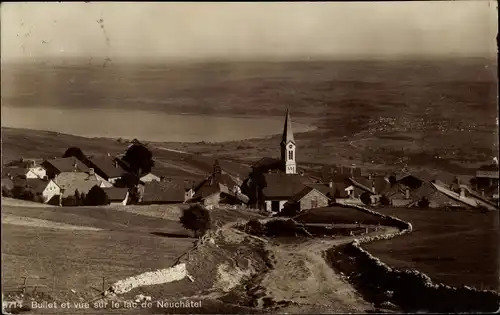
[26,166,47,179]
[140,173,161,182]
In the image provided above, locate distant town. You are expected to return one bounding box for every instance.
[2,109,499,213]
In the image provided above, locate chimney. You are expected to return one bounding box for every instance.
[405,188,410,200]
[481,189,485,197]
[329,180,333,188]
[114,160,118,168]
[89,168,95,176]
[460,187,465,198]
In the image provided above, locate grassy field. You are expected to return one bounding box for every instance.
[363,207,500,291]
[1,200,265,307]
[294,206,394,226]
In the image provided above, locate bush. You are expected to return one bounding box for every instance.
[84,186,109,206]
[360,192,372,205]
[418,197,430,208]
[180,204,212,238]
[2,186,12,197]
[11,186,36,201]
[245,220,266,236]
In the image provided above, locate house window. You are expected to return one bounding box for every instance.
[288,150,293,160]
[311,198,318,208]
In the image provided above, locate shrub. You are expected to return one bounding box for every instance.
[360,192,372,205]
[380,195,391,206]
[418,197,430,208]
[1,186,12,198]
[11,186,36,201]
[84,186,109,206]
[180,204,212,238]
[245,220,266,236]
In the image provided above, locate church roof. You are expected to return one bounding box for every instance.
[281,108,295,145]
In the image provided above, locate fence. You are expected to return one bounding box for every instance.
[2,275,111,303]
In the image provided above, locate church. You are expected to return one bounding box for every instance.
[242,108,332,214]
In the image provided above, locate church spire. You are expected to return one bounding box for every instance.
[281,106,295,145]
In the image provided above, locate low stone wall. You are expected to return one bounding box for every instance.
[343,205,500,313]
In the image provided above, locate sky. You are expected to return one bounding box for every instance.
[1,1,498,62]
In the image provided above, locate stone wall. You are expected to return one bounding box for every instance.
[342,205,500,313]
[299,189,329,211]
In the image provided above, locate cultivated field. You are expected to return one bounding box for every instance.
[363,207,500,291]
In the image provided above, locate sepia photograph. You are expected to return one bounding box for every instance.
[1,1,499,314]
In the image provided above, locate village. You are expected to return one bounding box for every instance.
[2,109,498,214]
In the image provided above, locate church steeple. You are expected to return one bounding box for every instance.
[280,107,297,174]
[281,107,295,145]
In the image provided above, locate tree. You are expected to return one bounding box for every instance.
[122,144,154,176]
[360,192,372,205]
[11,186,35,201]
[180,204,212,238]
[380,195,391,206]
[84,186,109,206]
[63,147,86,160]
[2,187,12,198]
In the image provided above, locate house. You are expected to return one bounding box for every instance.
[85,155,128,184]
[191,160,249,208]
[41,157,90,179]
[139,179,192,205]
[283,186,330,213]
[103,187,129,206]
[140,173,161,183]
[53,171,104,198]
[474,163,499,191]
[2,165,46,180]
[256,173,314,213]
[11,177,61,203]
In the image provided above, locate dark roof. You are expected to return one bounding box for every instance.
[142,180,186,203]
[306,183,335,197]
[2,167,27,179]
[42,157,89,173]
[87,156,128,179]
[102,187,129,201]
[13,178,51,194]
[349,177,374,194]
[54,172,102,197]
[261,173,313,199]
[478,164,499,171]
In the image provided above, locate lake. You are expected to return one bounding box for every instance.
[1,106,316,143]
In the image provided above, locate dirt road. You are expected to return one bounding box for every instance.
[257,226,399,313]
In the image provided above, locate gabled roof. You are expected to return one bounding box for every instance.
[349,177,375,195]
[306,183,335,197]
[478,164,499,171]
[102,187,129,201]
[289,186,330,203]
[431,182,478,208]
[42,157,90,173]
[281,108,295,145]
[87,155,128,179]
[261,173,313,199]
[12,177,54,194]
[142,180,186,203]
[54,172,101,197]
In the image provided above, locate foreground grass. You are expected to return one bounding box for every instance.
[363,207,500,291]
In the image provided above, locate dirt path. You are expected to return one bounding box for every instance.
[1,214,102,231]
[258,226,399,313]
